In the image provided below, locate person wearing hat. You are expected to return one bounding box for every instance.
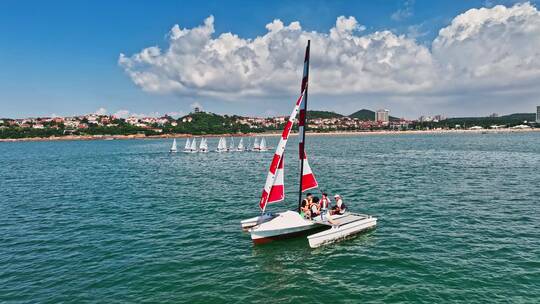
[331,194,347,215]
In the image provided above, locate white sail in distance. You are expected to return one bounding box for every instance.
[190,138,197,152]
[253,138,260,151]
[237,138,244,151]
[170,138,177,152]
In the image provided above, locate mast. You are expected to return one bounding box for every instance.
[298,40,310,210]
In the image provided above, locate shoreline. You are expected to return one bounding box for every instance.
[0,128,538,142]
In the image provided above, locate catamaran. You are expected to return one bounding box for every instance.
[183,138,192,153]
[216,137,228,153]
[236,138,245,152]
[170,138,177,153]
[199,138,208,153]
[240,41,377,248]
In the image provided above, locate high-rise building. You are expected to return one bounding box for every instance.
[537,106,540,123]
[376,109,389,123]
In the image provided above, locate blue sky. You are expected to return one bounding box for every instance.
[1,0,538,119]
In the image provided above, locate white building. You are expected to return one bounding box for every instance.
[376,109,389,123]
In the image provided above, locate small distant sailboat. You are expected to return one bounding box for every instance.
[252,138,260,151]
[228,137,235,152]
[259,138,268,152]
[216,137,228,153]
[199,138,208,153]
[189,138,198,153]
[170,138,178,153]
[236,138,245,152]
[183,138,191,153]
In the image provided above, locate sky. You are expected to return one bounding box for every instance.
[1,0,539,119]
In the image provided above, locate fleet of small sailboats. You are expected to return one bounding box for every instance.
[170,136,270,153]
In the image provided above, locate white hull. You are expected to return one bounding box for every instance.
[248,211,320,244]
[308,214,377,248]
[240,212,277,231]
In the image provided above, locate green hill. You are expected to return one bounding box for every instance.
[348,109,375,120]
[171,112,254,135]
[500,113,535,121]
[307,110,343,119]
[348,109,400,121]
[418,113,536,128]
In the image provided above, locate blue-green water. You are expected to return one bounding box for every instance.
[1,133,539,303]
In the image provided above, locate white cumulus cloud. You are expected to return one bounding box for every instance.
[119,2,540,116]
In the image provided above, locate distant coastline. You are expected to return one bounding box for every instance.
[1,128,538,142]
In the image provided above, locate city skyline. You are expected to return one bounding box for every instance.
[2,1,540,119]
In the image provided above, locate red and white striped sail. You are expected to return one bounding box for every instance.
[300,152,318,191]
[298,41,319,193]
[267,157,284,203]
[258,91,305,211]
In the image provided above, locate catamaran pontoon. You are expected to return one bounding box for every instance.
[240,40,377,248]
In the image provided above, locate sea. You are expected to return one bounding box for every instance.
[1,132,539,303]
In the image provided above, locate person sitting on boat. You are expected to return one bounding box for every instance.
[310,197,321,218]
[331,194,347,215]
[300,193,313,218]
[320,193,331,213]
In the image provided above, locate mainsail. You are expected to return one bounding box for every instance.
[184,138,191,151]
[260,138,267,151]
[170,138,177,152]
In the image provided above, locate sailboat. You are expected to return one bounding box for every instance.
[199,138,208,153]
[240,41,377,248]
[183,138,191,153]
[259,137,268,152]
[170,138,177,153]
[236,138,245,152]
[189,138,198,153]
[251,138,260,151]
[216,137,228,153]
[227,137,235,152]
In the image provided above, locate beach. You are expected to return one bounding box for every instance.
[1,127,538,142]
